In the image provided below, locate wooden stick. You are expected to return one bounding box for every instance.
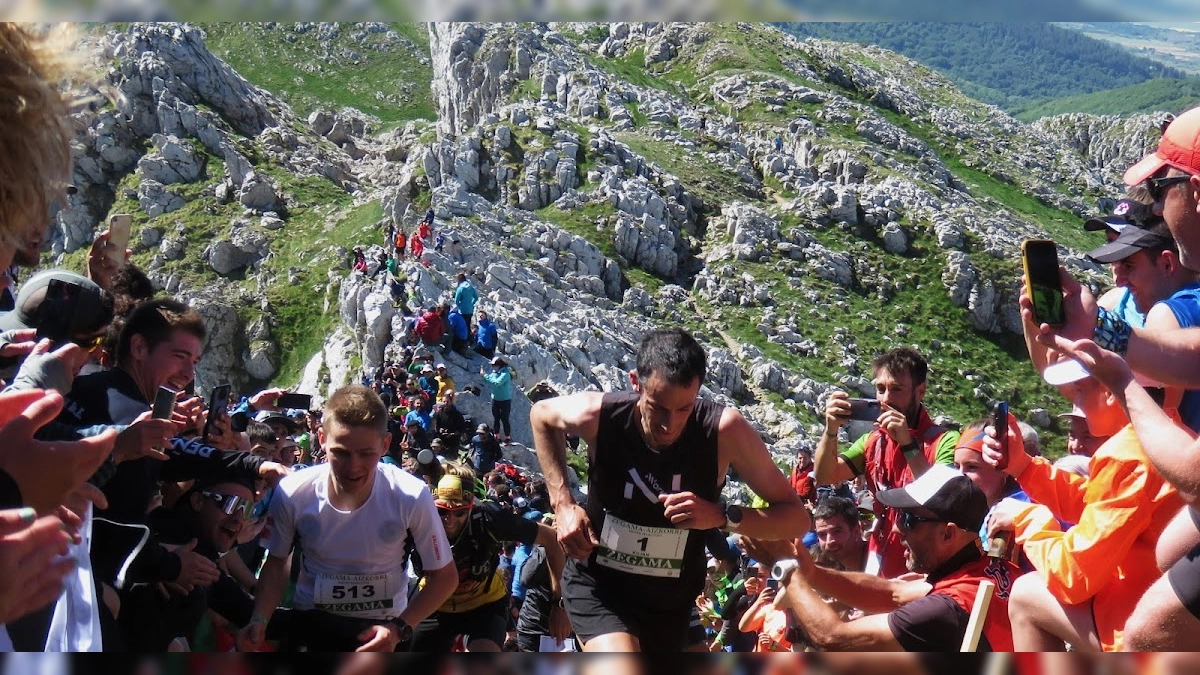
[960,579,995,652]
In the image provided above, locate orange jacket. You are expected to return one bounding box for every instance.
[1014,424,1182,651]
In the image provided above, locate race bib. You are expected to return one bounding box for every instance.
[313,571,396,619]
[595,514,687,578]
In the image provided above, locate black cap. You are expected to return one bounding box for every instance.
[876,465,989,533]
[1087,224,1174,264]
[1083,199,1158,233]
[0,269,111,337]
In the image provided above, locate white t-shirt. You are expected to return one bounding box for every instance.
[264,462,452,620]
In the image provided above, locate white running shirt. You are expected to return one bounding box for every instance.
[264,463,452,620]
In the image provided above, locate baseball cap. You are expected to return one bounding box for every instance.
[434,474,474,510]
[0,269,112,336]
[1043,358,1091,386]
[1086,223,1174,264]
[254,410,296,431]
[1083,199,1156,234]
[436,363,447,370]
[490,356,505,365]
[1057,404,1087,421]
[421,364,435,373]
[875,464,989,533]
[1125,106,1200,186]
[476,423,490,434]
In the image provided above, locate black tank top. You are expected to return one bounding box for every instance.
[573,390,723,611]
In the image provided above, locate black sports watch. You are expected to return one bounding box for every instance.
[721,503,743,533]
[388,618,414,644]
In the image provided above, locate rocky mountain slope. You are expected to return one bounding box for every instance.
[53,22,1164,461]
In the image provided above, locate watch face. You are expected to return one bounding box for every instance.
[727,504,743,523]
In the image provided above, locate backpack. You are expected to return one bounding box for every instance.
[496,462,527,487]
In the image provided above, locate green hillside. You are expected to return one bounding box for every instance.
[777,22,1186,114]
[1011,77,1200,121]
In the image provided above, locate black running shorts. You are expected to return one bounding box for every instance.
[562,561,690,652]
[409,597,510,652]
[1168,540,1200,620]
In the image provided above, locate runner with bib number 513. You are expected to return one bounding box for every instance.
[531,329,809,652]
[236,386,457,652]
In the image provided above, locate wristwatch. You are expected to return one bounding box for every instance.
[721,503,743,533]
[387,618,414,644]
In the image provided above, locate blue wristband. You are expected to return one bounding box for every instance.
[1094,307,1131,356]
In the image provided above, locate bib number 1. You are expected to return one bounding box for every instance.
[596,514,687,578]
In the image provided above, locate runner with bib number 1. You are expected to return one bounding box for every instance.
[532,329,810,652]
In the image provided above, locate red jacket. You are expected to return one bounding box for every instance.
[415,311,444,344]
[789,465,816,502]
[929,552,1018,652]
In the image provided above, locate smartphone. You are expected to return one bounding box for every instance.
[1021,239,1065,326]
[276,392,313,411]
[847,398,882,422]
[152,386,176,420]
[35,279,82,345]
[989,400,1010,471]
[766,578,780,591]
[106,214,132,268]
[202,383,232,443]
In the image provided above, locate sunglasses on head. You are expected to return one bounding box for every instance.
[897,510,945,531]
[73,334,105,351]
[200,491,258,521]
[1146,174,1192,203]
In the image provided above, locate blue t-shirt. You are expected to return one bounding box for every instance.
[1160,283,1200,432]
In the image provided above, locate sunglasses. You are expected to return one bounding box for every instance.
[437,506,471,519]
[897,510,945,531]
[200,491,258,521]
[73,334,105,351]
[1146,175,1191,203]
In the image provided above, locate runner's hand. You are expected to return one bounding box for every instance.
[738,536,797,567]
[355,624,400,652]
[549,604,572,642]
[660,492,724,530]
[556,502,599,559]
[236,618,267,652]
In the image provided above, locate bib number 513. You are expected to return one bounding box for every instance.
[331,584,377,600]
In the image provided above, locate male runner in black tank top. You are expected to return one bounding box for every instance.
[532,329,809,652]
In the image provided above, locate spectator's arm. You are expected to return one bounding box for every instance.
[779,568,903,651]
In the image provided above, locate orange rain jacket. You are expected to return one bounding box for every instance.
[1010,424,1182,651]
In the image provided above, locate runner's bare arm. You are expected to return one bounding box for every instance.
[237,553,288,649]
[400,561,457,627]
[535,523,566,598]
[721,407,810,539]
[531,392,602,510]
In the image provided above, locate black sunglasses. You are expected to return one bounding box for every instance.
[898,510,945,531]
[1146,175,1191,203]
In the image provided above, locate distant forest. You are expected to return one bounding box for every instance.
[777,22,1188,113]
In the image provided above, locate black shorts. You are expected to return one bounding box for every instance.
[562,561,690,653]
[410,597,510,652]
[282,609,398,652]
[1168,540,1200,620]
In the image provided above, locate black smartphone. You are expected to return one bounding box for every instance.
[152,386,176,420]
[1022,239,1065,326]
[202,383,232,443]
[990,400,1010,471]
[276,392,313,411]
[35,279,82,345]
[766,578,780,591]
[847,398,882,422]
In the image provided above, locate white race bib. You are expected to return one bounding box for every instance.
[595,514,687,578]
[313,571,396,619]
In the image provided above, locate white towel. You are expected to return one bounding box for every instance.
[45,502,101,651]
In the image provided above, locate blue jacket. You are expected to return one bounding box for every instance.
[447,308,469,340]
[475,318,498,349]
[405,408,433,432]
[454,280,479,315]
[483,366,513,401]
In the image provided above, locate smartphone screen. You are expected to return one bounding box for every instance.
[35,279,82,345]
[106,214,132,268]
[152,386,176,420]
[847,398,882,422]
[1022,240,1065,326]
[276,392,313,410]
[202,383,232,443]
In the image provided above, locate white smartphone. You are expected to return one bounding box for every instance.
[106,214,132,268]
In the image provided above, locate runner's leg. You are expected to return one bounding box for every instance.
[1123,549,1200,651]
